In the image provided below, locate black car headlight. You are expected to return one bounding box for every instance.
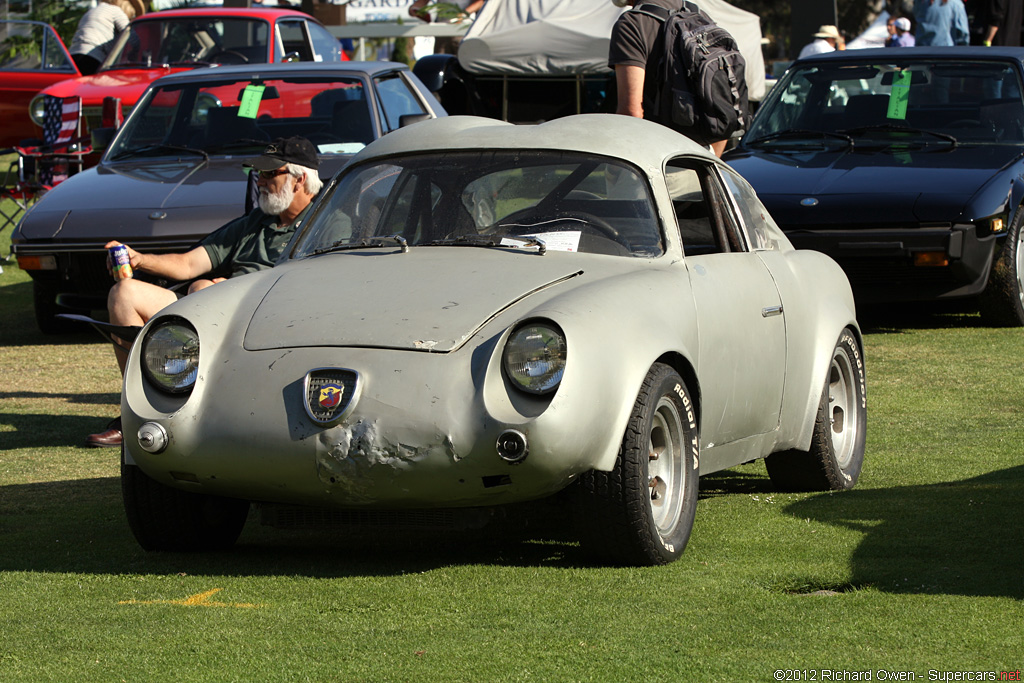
[503,321,566,395]
[141,318,200,394]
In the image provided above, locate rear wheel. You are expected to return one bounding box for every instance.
[766,329,866,492]
[979,208,1024,326]
[576,363,699,566]
[122,448,249,552]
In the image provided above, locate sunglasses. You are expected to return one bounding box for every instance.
[255,168,291,180]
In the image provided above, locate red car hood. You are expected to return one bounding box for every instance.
[40,67,187,108]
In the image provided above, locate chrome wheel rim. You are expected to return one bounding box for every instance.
[828,345,860,469]
[648,396,686,536]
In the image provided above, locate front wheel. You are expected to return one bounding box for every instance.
[576,363,699,566]
[766,328,866,492]
[122,448,249,552]
[979,208,1024,326]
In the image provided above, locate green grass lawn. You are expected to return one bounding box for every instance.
[0,207,1021,682]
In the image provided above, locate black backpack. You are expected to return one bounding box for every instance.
[633,1,749,145]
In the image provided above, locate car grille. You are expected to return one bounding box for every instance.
[840,257,959,290]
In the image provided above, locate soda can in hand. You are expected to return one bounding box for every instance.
[109,245,134,280]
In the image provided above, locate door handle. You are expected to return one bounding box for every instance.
[762,305,783,318]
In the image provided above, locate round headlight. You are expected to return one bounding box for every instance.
[142,318,200,394]
[503,322,566,395]
[29,94,47,127]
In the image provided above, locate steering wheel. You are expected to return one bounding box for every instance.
[209,49,249,64]
[496,208,631,249]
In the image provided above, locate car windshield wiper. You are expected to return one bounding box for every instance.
[205,138,272,153]
[746,129,854,149]
[168,59,213,67]
[839,124,958,148]
[421,234,547,254]
[312,235,409,255]
[109,143,209,161]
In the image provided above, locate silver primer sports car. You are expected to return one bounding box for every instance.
[120,114,866,566]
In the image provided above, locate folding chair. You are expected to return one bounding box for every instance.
[1,95,92,263]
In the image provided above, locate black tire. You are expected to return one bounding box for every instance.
[33,280,86,335]
[576,363,699,566]
[766,328,866,492]
[979,208,1024,326]
[121,448,249,552]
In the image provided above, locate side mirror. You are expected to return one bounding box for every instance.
[399,113,432,128]
[91,127,116,151]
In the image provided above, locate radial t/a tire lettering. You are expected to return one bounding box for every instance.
[766,328,866,492]
[576,363,699,566]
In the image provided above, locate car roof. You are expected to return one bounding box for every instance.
[348,113,715,169]
[147,60,410,86]
[795,45,1024,65]
[133,7,315,21]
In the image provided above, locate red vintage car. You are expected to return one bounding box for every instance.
[0,20,80,148]
[31,7,344,137]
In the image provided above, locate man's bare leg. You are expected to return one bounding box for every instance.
[107,279,178,375]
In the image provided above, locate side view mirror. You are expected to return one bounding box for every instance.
[399,113,432,128]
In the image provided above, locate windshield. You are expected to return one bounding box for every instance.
[749,60,1024,146]
[103,18,270,68]
[292,151,663,258]
[107,76,373,159]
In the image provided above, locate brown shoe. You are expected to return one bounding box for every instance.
[85,417,122,448]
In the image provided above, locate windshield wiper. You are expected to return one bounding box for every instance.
[109,144,209,161]
[312,235,409,256]
[839,124,957,148]
[422,234,547,254]
[746,129,854,149]
[205,138,272,153]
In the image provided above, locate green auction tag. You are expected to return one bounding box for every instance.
[887,71,911,120]
[238,85,266,119]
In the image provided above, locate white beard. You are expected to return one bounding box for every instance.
[259,180,295,217]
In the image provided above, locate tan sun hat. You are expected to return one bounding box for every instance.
[813,25,842,40]
[105,0,147,20]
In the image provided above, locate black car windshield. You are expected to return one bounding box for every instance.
[106,76,372,159]
[749,59,1024,146]
[103,18,270,68]
[291,151,664,258]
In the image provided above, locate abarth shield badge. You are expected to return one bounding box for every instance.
[304,368,361,426]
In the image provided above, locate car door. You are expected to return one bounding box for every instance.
[667,159,787,454]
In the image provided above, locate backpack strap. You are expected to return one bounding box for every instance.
[631,3,670,23]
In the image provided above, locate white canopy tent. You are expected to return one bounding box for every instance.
[457,0,766,100]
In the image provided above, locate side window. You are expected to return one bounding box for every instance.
[667,160,746,256]
[306,22,341,62]
[277,20,313,61]
[374,73,426,132]
[719,167,782,251]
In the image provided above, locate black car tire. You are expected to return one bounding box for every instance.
[576,363,699,566]
[979,208,1024,327]
[766,329,866,492]
[122,448,249,552]
[32,280,86,335]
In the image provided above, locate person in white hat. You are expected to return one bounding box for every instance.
[798,24,845,59]
[70,0,146,75]
[888,17,917,47]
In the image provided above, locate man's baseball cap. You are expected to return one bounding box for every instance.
[245,136,320,171]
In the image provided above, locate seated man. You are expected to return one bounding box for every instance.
[86,136,323,447]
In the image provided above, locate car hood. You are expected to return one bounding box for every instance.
[243,250,594,352]
[40,67,183,106]
[16,155,347,243]
[725,144,1024,225]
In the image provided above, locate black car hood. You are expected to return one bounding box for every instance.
[725,144,1024,226]
[16,155,347,243]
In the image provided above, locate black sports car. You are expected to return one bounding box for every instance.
[725,47,1024,325]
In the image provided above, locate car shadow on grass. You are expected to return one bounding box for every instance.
[0,280,101,347]
[0,466,786,574]
[0,411,121,449]
[782,465,1024,599]
[857,300,989,332]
